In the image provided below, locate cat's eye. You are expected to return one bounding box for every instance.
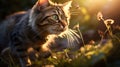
[51,15,59,21]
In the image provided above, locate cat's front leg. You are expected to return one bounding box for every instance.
[37,45,52,59]
[27,47,39,61]
[10,36,32,67]
[11,46,32,67]
[19,56,31,67]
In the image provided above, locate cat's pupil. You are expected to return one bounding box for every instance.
[51,15,58,21]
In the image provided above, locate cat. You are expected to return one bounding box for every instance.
[0,0,72,67]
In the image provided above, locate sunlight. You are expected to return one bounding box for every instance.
[84,0,108,7]
[81,0,112,13]
[73,0,115,13]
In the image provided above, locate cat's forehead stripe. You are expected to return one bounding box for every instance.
[42,6,65,17]
[56,7,63,15]
[55,7,66,17]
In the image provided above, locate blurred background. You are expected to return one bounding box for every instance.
[0,0,120,43]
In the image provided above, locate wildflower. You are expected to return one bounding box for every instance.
[80,47,85,53]
[104,19,114,29]
[44,65,54,67]
[89,40,95,45]
[97,12,103,21]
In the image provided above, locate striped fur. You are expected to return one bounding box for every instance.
[0,0,72,67]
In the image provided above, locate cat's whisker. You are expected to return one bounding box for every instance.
[70,10,80,12]
[67,31,77,47]
[71,12,81,14]
[71,14,79,15]
[68,29,80,44]
[59,30,67,38]
[70,11,81,15]
[64,32,71,48]
[69,29,81,38]
[72,14,80,15]
[66,31,75,48]
[61,30,73,48]
[75,26,85,46]
[71,13,80,15]
[66,33,71,48]
[63,29,79,48]
[69,35,76,48]
[69,31,77,43]
[67,30,75,41]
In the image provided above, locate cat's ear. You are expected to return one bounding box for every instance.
[37,0,54,9]
[37,0,49,6]
[62,1,72,11]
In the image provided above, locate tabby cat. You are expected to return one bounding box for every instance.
[0,0,72,67]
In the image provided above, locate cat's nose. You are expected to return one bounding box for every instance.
[60,24,64,29]
[59,20,67,29]
[59,24,66,31]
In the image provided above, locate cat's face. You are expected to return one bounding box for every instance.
[29,0,72,37]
